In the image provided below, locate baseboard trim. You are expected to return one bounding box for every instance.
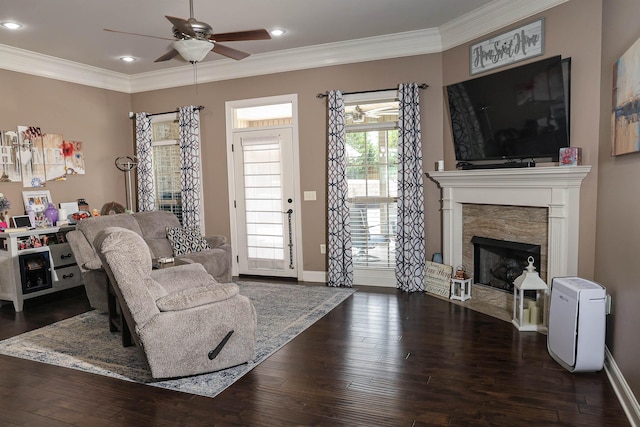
[605,346,640,427]
[301,270,327,283]
[302,270,397,287]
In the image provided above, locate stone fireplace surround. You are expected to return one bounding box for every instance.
[428,166,591,292]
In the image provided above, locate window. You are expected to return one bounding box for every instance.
[345,93,399,270]
[151,114,183,223]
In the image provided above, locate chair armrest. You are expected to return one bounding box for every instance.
[150,263,213,294]
[204,235,228,249]
[156,283,239,312]
[67,230,102,271]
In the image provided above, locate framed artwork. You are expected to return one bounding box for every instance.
[18,126,46,187]
[62,140,86,175]
[470,19,544,75]
[611,35,640,156]
[0,130,21,182]
[22,190,52,214]
[42,133,66,181]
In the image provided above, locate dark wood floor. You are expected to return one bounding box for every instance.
[0,284,630,426]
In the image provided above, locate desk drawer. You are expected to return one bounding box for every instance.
[49,243,77,267]
[55,265,82,287]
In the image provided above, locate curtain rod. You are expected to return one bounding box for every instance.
[128,105,205,119]
[316,83,428,99]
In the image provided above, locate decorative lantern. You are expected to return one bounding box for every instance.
[512,256,548,332]
[450,264,472,301]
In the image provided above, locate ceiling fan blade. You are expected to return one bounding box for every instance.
[103,28,175,41]
[210,29,271,42]
[154,49,180,62]
[212,43,250,60]
[165,15,196,38]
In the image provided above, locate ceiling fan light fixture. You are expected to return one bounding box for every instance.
[172,38,212,63]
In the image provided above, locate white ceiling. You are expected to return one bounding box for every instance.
[0,0,568,92]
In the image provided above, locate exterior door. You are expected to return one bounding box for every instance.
[232,128,297,277]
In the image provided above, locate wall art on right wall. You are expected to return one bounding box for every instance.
[612,34,640,156]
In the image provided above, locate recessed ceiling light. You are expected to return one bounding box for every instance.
[1,21,23,30]
[270,29,285,37]
[120,56,137,62]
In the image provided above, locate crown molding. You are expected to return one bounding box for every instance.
[439,0,570,50]
[0,43,131,93]
[130,28,442,92]
[0,0,569,94]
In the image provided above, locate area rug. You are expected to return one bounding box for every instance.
[0,281,355,398]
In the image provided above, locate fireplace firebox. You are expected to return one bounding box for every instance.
[472,236,541,292]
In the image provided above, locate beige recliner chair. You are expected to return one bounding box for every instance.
[94,226,256,379]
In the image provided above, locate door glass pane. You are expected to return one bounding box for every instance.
[234,103,293,129]
[242,139,285,270]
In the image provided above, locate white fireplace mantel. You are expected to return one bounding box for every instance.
[427,166,591,281]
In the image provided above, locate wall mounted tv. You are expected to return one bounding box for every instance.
[446,55,571,167]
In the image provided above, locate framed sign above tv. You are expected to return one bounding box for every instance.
[470,19,545,75]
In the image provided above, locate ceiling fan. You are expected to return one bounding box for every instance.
[104,0,271,63]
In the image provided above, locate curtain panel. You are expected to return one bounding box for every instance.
[395,83,426,292]
[178,106,202,230]
[326,90,353,288]
[135,113,155,212]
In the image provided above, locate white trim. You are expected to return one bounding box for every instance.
[301,270,328,283]
[225,94,302,279]
[605,346,640,427]
[439,0,569,50]
[354,269,396,287]
[0,0,568,93]
[428,166,591,282]
[0,43,131,93]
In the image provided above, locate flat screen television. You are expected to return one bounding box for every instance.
[446,55,571,166]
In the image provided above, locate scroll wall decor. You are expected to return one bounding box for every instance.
[470,19,545,75]
[0,126,85,186]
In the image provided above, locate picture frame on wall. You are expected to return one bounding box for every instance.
[611,34,640,156]
[22,190,52,214]
[470,19,545,75]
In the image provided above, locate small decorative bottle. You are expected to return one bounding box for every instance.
[44,202,59,226]
[26,204,36,228]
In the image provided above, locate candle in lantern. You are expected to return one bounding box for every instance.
[530,305,539,324]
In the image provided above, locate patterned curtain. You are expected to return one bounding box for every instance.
[395,83,425,292]
[326,90,353,288]
[178,106,202,229]
[135,112,155,212]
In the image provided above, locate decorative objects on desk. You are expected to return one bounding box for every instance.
[612,33,640,156]
[44,203,59,225]
[115,156,137,211]
[22,190,52,214]
[424,260,453,298]
[26,205,35,228]
[512,256,548,332]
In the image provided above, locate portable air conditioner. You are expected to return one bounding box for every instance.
[547,277,606,372]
